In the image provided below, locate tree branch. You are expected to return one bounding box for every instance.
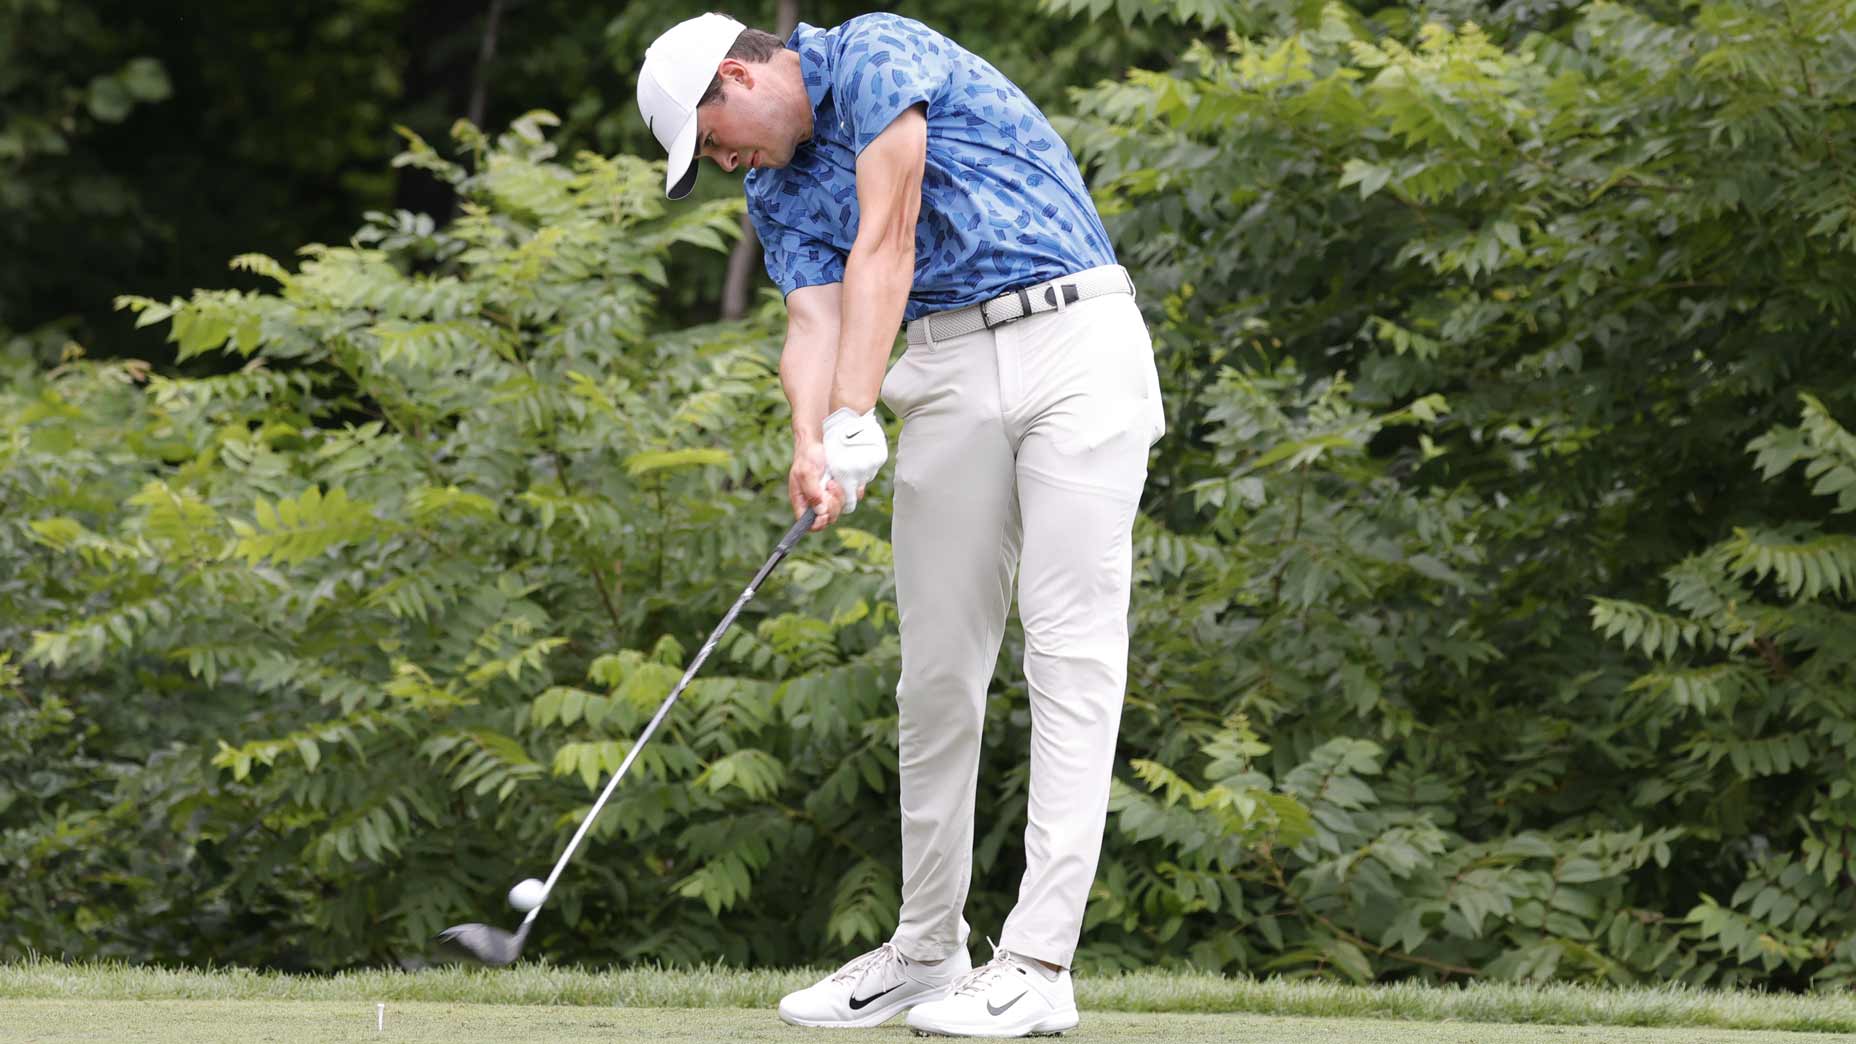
[467,0,506,129]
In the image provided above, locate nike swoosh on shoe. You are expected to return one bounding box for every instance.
[986,991,1027,1016]
[849,984,901,1011]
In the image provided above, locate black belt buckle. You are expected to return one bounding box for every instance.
[983,282,1074,330]
[983,287,1032,331]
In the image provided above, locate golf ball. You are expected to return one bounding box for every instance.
[507,878,547,911]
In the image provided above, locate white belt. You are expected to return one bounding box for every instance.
[906,264,1135,347]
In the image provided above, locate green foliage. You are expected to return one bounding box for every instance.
[1081,359,1694,983]
[1050,0,1856,987]
[0,116,906,968]
[1039,0,1254,31]
[6,0,1209,357]
[1590,397,1856,986]
[8,0,1856,990]
[1,0,423,356]
[0,0,169,352]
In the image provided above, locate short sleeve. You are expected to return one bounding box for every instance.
[832,15,952,155]
[750,202,846,298]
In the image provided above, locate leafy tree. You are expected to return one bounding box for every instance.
[0,0,170,348]
[9,0,1856,986]
[1051,0,1856,982]
[4,117,838,966]
[5,0,1204,361]
[1593,396,1856,986]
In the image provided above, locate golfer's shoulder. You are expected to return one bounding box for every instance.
[827,12,954,68]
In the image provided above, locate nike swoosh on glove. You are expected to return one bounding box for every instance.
[821,407,888,514]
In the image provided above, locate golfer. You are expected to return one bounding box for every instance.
[637,11,1163,1038]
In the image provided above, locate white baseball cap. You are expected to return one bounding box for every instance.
[637,13,747,200]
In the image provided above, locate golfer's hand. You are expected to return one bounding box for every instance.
[790,439,845,531]
[821,407,887,514]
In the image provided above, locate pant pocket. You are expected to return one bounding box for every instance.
[880,352,920,417]
[1052,309,1164,454]
[1140,344,1166,448]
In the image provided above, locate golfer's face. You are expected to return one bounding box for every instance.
[695,89,794,174]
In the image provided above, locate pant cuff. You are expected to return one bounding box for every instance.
[998,931,1074,969]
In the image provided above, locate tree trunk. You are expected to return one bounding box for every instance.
[720,0,801,321]
[467,0,506,129]
[391,0,494,223]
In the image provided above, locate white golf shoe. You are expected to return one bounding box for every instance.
[904,945,1079,1038]
[778,941,973,1028]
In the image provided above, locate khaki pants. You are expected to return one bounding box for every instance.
[879,274,1164,969]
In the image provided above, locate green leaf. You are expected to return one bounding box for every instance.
[85,76,133,123]
[1339,158,1393,198]
[623,447,732,476]
[119,58,172,102]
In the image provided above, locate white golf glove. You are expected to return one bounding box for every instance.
[821,407,888,514]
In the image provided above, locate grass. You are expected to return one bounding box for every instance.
[5,957,1856,1036]
[3,1001,1848,1044]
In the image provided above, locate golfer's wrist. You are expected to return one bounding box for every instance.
[829,395,878,415]
[822,406,869,437]
[827,376,878,416]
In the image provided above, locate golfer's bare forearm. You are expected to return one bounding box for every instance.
[831,107,926,415]
[781,283,843,442]
[832,246,912,415]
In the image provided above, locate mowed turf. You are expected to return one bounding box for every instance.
[9,960,1856,1034]
[8,960,1856,1043]
[3,1001,1851,1044]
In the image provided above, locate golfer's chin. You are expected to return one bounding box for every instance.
[763,142,804,169]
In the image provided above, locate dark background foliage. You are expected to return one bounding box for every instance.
[4,0,1856,988]
[2,0,1197,357]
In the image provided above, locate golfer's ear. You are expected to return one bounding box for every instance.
[716,57,753,89]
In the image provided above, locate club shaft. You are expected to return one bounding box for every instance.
[523,506,818,924]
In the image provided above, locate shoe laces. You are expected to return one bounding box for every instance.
[830,942,902,985]
[949,937,1021,997]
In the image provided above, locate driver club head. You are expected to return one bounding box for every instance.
[435,920,531,966]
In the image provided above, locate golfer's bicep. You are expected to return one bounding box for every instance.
[853,106,927,256]
[785,282,843,347]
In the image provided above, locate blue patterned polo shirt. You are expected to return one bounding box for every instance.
[744,14,1117,322]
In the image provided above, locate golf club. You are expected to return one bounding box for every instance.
[436,504,819,965]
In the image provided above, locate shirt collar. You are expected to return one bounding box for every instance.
[789,22,832,111]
